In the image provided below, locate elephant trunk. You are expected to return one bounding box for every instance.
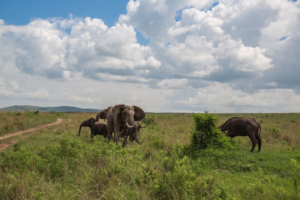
[78,124,83,136]
[126,115,135,128]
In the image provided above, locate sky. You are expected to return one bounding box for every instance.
[0,0,300,113]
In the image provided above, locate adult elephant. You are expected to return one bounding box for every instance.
[95,107,111,122]
[219,117,262,152]
[98,104,145,145]
[78,117,109,139]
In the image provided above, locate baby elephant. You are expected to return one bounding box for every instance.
[78,117,108,139]
[122,121,148,147]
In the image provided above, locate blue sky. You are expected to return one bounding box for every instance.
[0,0,300,112]
[0,0,126,26]
[0,0,150,45]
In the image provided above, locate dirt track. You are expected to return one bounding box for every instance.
[0,118,63,151]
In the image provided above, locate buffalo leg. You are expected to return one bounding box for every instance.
[256,135,262,152]
[248,134,257,152]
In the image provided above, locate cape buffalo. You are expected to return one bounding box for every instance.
[219,117,262,152]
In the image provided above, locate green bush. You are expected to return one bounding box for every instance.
[187,112,233,151]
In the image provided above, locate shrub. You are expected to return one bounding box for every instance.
[187,112,233,151]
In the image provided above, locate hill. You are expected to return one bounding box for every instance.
[0,105,101,113]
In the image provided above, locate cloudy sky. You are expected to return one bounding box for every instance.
[0,0,299,112]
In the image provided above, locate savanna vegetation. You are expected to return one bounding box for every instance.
[0,111,300,199]
[0,110,57,136]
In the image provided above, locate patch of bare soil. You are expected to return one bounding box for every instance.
[0,118,65,151]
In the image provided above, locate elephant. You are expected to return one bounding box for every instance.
[78,117,109,139]
[122,121,148,147]
[96,107,111,122]
[219,117,262,152]
[97,104,145,145]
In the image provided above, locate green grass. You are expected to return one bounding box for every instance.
[0,112,300,199]
[0,111,58,136]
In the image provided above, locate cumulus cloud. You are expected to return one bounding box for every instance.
[0,16,160,82]
[0,0,300,112]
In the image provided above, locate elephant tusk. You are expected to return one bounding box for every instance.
[126,122,134,128]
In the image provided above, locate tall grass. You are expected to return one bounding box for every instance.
[0,112,300,199]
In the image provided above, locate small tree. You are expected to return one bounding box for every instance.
[189,112,233,150]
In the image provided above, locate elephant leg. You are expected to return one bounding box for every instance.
[130,135,134,143]
[114,124,124,145]
[91,131,94,139]
[122,136,128,147]
[129,132,134,143]
[107,130,113,143]
[248,134,257,152]
[131,129,142,145]
[114,132,120,144]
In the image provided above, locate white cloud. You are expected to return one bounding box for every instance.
[27,88,49,98]
[96,73,150,83]
[177,83,300,112]
[0,16,160,81]
[70,95,93,104]
[8,80,18,90]
[84,88,94,95]
[229,44,273,72]
[0,0,300,112]
[157,78,189,89]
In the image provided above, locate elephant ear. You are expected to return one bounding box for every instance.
[96,107,110,121]
[133,106,145,121]
[112,104,125,118]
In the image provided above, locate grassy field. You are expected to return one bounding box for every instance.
[0,111,299,199]
[0,111,57,136]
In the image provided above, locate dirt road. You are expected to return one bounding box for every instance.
[0,118,63,151]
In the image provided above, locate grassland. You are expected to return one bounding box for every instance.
[0,111,300,199]
[0,111,57,136]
